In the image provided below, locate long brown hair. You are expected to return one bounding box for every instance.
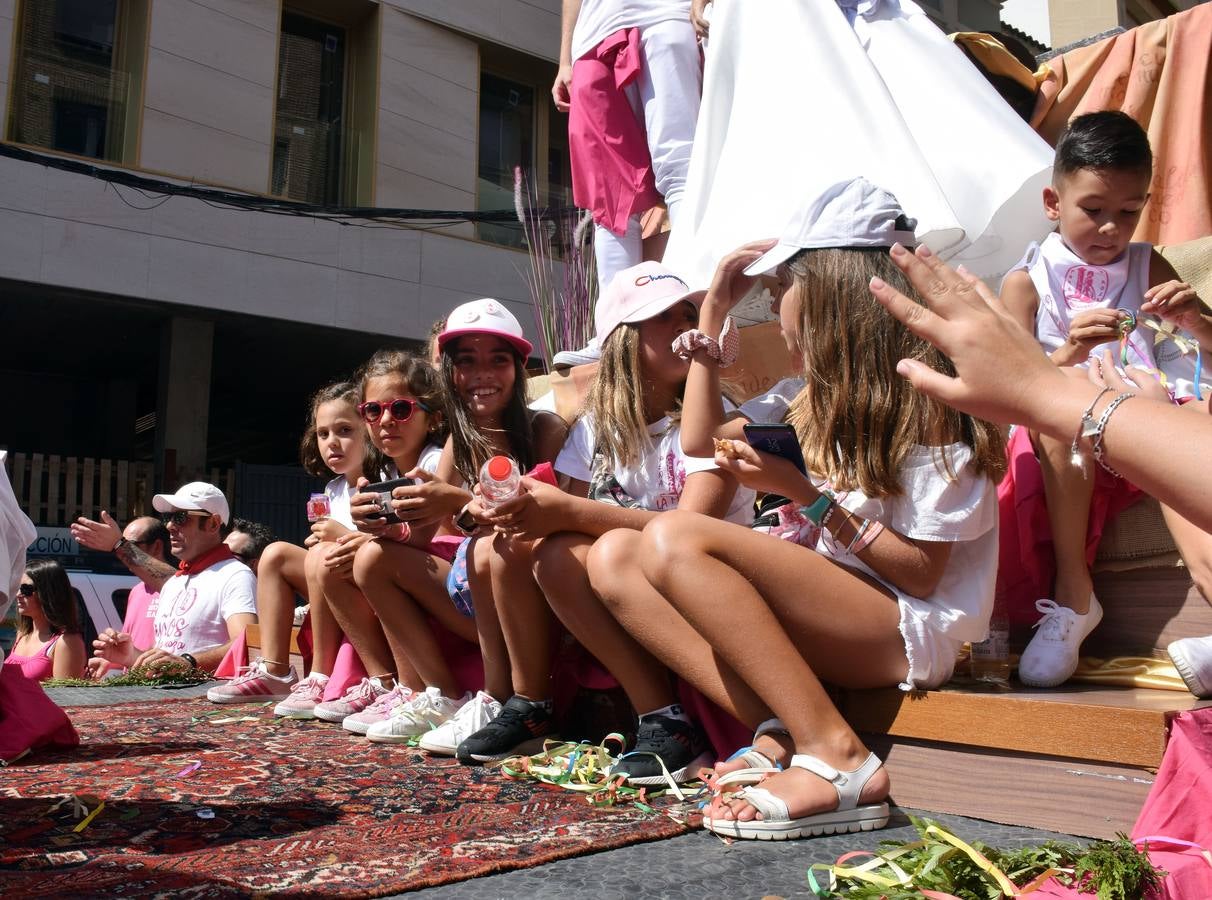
[581,323,683,470]
[298,381,384,480]
[440,340,535,484]
[784,247,1006,496]
[18,559,80,637]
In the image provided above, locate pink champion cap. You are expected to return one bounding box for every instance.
[437,298,534,358]
[595,262,701,345]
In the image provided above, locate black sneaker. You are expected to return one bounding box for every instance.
[612,714,713,786]
[456,695,555,764]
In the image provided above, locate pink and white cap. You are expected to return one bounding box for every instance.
[437,298,533,358]
[595,262,701,345]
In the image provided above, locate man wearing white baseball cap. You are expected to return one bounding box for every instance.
[91,482,257,674]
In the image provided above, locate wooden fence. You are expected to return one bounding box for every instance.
[3,452,235,527]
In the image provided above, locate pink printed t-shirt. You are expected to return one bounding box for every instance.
[122,582,158,651]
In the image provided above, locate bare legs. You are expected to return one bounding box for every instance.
[353,540,476,698]
[253,542,307,676]
[1034,430,1096,614]
[636,511,902,821]
[535,532,680,715]
[319,547,405,688]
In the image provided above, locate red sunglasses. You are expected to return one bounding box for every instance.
[356,397,431,424]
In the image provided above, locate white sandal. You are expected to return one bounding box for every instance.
[703,752,890,840]
[712,717,790,789]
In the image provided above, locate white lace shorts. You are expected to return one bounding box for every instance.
[897,601,963,691]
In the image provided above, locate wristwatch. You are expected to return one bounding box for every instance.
[180,652,198,670]
[801,492,835,526]
[455,503,479,536]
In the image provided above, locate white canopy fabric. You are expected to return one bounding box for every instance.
[662,0,1055,321]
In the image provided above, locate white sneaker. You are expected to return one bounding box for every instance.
[1168,635,1212,698]
[365,686,468,744]
[1018,595,1104,688]
[342,683,413,735]
[418,691,503,755]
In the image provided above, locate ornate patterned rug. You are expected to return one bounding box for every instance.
[0,698,689,897]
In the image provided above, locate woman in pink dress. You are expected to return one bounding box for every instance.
[4,560,86,681]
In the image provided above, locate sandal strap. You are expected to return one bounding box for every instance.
[788,752,882,811]
[732,785,787,821]
[753,717,789,740]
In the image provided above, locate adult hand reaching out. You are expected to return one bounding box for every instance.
[868,243,1070,432]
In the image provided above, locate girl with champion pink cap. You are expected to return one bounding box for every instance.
[349,299,568,748]
[447,262,754,777]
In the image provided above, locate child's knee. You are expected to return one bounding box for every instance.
[351,538,387,585]
[586,530,639,591]
[259,540,294,574]
[533,534,588,590]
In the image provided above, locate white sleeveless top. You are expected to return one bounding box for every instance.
[1015,232,1204,400]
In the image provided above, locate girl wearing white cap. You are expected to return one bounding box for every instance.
[451,263,754,778]
[351,299,568,747]
[605,179,1007,839]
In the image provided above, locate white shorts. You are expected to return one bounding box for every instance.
[897,600,962,691]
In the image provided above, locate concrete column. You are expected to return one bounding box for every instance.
[155,316,213,489]
[1050,0,1125,49]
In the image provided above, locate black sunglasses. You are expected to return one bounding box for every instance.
[163,510,212,527]
[357,397,431,424]
[17,582,36,596]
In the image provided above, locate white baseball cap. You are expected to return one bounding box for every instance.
[437,298,534,358]
[153,482,231,525]
[745,177,919,276]
[552,335,602,369]
[595,262,701,345]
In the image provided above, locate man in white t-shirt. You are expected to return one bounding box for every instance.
[91,482,257,674]
[555,0,700,291]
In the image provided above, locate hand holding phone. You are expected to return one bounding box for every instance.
[742,423,808,476]
[362,476,416,524]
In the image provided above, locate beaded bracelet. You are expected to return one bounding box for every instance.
[1090,391,1134,478]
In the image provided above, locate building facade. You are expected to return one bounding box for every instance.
[1,0,569,507]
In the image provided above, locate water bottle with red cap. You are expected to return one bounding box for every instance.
[479,455,523,510]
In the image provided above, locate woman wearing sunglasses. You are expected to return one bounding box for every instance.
[5,560,87,681]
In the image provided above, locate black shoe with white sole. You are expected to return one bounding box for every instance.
[612,714,712,786]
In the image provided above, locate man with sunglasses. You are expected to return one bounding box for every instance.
[90,483,257,674]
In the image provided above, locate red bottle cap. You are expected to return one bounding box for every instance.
[486,455,513,481]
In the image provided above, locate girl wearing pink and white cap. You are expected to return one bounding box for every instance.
[449,262,754,776]
[348,298,568,747]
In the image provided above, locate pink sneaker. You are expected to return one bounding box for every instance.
[342,683,414,735]
[313,676,390,723]
[273,674,330,718]
[206,659,297,704]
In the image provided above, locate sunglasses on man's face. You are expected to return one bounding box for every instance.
[163,510,212,527]
[17,582,35,596]
[357,397,430,424]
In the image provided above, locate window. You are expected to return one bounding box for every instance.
[477,46,573,249]
[6,0,149,163]
[271,1,377,206]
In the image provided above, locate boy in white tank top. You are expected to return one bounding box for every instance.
[1000,111,1212,693]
